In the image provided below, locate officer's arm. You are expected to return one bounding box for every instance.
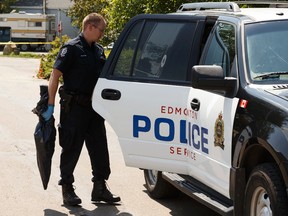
[47,68,63,105]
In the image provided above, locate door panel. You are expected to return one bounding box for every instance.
[92,17,239,198]
[190,21,238,197]
[93,79,238,197]
[93,79,192,174]
[186,88,238,197]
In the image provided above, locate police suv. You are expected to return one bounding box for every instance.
[92,2,288,215]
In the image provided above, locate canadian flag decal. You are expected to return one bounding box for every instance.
[239,99,248,108]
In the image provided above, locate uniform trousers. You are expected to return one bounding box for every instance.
[58,101,111,185]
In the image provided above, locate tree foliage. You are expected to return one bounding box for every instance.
[37,35,70,80]
[145,0,189,14]
[67,0,195,44]
[67,0,110,44]
[107,0,191,42]
[40,0,221,80]
[0,0,16,13]
[107,0,146,42]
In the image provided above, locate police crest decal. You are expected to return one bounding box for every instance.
[214,112,225,150]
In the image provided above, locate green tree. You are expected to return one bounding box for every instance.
[67,0,110,44]
[144,0,188,14]
[107,0,146,42]
[0,0,16,13]
[67,0,195,44]
[37,35,70,80]
[107,0,194,42]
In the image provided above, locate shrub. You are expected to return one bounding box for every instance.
[37,35,70,80]
[37,35,111,80]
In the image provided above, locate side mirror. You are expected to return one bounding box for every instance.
[191,65,237,97]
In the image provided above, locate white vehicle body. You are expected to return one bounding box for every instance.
[94,79,239,197]
[92,2,288,215]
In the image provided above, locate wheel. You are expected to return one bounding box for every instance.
[144,169,178,199]
[244,163,288,216]
[44,44,52,52]
[20,44,29,51]
[29,44,38,51]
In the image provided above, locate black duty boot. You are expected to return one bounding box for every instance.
[91,180,121,203]
[62,184,82,206]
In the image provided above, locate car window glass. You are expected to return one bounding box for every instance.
[113,21,143,77]
[245,21,288,82]
[133,21,195,81]
[203,22,236,76]
[0,28,10,42]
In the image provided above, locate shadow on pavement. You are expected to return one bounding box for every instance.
[44,209,67,216]
[44,203,133,216]
[43,188,221,216]
[142,188,221,216]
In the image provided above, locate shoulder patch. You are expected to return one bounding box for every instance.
[60,47,68,57]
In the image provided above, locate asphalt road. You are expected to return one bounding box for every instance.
[0,56,220,216]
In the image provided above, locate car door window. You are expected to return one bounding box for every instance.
[113,21,143,77]
[202,22,236,76]
[113,20,196,82]
[133,21,195,81]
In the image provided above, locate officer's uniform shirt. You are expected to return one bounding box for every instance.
[54,33,106,96]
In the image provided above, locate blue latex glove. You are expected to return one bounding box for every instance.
[42,105,54,121]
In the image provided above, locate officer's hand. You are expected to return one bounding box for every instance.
[42,105,54,121]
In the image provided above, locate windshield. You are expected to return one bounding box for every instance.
[245,20,288,83]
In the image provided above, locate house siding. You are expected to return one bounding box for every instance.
[12,0,79,39]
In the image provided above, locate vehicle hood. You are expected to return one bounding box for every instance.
[264,85,288,102]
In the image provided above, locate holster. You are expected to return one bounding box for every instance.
[73,94,92,107]
[59,86,92,111]
[59,86,73,113]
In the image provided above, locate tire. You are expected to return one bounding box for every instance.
[29,44,38,51]
[144,169,178,199]
[20,44,29,51]
[244,163,288,216]
[44,44,52,52]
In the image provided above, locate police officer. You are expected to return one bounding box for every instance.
[42,13,120,206]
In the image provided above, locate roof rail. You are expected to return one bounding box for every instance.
[177,2,241,12]
[236,1,288,8]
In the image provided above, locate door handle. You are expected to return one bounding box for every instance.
[191,98,200,111]
[101,89,121,100]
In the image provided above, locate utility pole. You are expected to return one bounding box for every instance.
[43,0,46,14]
[58,9,62,43]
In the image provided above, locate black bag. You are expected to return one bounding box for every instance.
[34,117,56,190]
[32,85,56,190]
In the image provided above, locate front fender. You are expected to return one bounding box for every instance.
[233,121,288,189]
[230,121,288,211]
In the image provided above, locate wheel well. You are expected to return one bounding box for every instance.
[242,143,275,181]
[233,144,275,214]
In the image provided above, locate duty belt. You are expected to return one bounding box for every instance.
[73,94,92,106]
[59,86,92,108]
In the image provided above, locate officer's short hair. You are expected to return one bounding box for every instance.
[82,13,106,31]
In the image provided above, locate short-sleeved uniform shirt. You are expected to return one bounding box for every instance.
[54,33,106,96]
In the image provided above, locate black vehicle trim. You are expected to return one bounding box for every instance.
[162,172,234,216]
[230,86,288,211]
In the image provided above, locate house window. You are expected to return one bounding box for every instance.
[28,21,42,27]
[50,21,55,31]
